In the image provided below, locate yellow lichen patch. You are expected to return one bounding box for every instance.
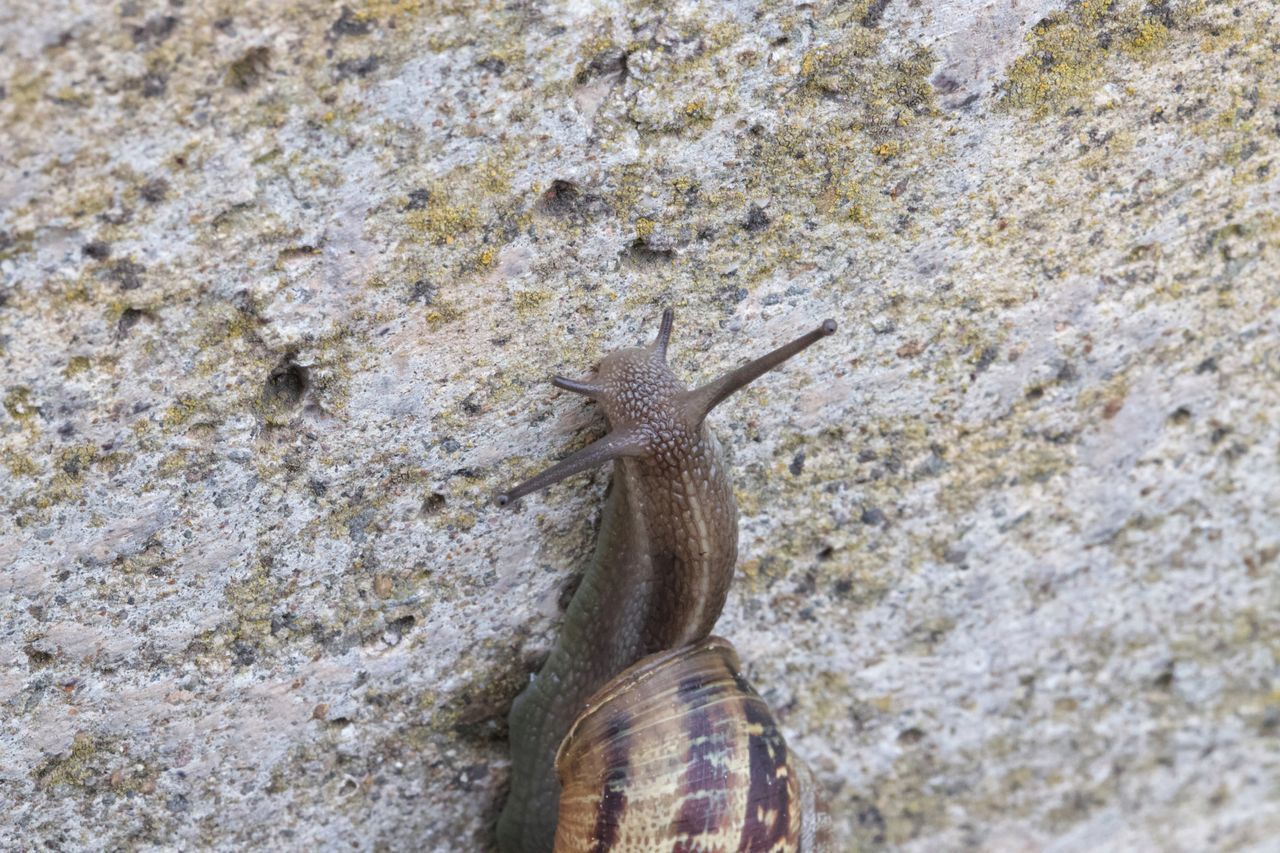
[405,196,479,245]
[33,732,108,790]
[1001,0,1187,117]
[154,450,191,479]
[55,444,99,481]
[873,140,906,160]
[4,386,36,423]
[63,356,92,378]
[3,451,39,478]
[161,397,204,430]
[513,290,551,316]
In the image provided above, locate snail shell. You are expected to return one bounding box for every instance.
[553,637,831,852]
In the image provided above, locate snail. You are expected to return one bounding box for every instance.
[495,308,836,852]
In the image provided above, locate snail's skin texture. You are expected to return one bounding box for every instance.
[495,310,836,853]
[553,637,832,853]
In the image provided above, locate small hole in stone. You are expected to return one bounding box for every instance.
[422,492,446,515]
[622,239,673,265]
[897,727,925,745]
[388,615,415,634]
[539,179,581,216]
[116,307,149,339]
[266,360,308,408]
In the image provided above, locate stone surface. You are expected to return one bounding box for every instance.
[2,0,1278,850]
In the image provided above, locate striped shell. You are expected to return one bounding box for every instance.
[553,637,830,852]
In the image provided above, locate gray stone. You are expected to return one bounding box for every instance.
[2,0,1278,850]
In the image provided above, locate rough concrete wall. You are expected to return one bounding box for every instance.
[1,0,1277,849]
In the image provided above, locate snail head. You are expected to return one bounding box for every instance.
[495,308,836,507]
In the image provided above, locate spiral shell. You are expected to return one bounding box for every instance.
[552,637,830,852]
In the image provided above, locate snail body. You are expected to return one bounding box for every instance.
[495,310,835,853]
[555,637,831,852]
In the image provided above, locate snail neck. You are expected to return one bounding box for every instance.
[497,428,738,853]
[623,425,739,650]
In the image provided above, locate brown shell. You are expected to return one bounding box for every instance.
[553,637,830,852]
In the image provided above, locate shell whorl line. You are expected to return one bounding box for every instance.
[554,638,831,852]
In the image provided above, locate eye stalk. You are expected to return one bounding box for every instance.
[677,316,837,424]
[494,309,837,507]
[550,376,601,397]
[651,307,674,358]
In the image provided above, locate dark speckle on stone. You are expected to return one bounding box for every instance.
[140,178,169,203]
[576,47,627,84]
[861,0,893,27]
[265,360,308,409]
[116,306,146,338]
[227,46,271,90]
[409,278,436,304]
[933,73,962,95]
[860,506,886,526]
[141,71,167,97]
[111,259,145,290]
[477,56,506,75]
[538,180,580,216]
[744,204,771,232]
[348,507,376,543]
[1261,705,1280,735]
[405,189,431,210]
[622,239,673,265]
[231,641,256,666]
[1196,357,1218,374]
[131,15,178,47]
[329,6,371,38]
[335,55,380,80]
[789,450,805,476]
[974,345,998,374]
[82,241,111,260]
